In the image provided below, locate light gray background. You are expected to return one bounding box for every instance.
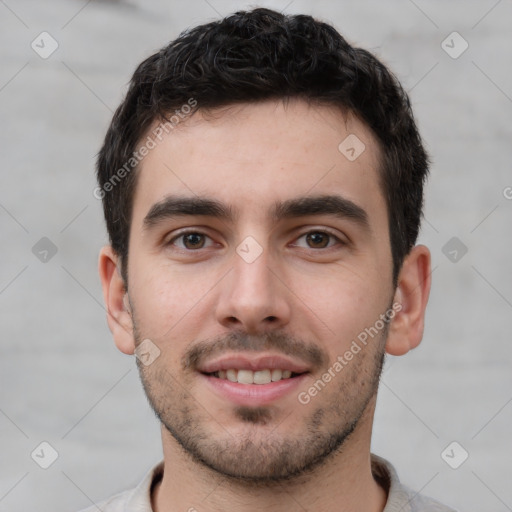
[1,0,511,511]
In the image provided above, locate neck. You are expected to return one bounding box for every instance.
[152,402,387,512]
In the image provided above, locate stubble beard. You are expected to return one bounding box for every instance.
[133,319,387,485]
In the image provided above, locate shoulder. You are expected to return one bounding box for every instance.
[75,461,164,512]
[371,454,458,512]
[77,490,130,512]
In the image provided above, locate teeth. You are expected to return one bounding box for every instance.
[253,369,271,384]
[214,369,296,384]
[271,369,282,381]
[237,369,254,384]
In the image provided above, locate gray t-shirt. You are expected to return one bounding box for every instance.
[78,454,457,511]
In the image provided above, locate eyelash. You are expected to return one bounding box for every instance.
[168,230,217,250]
[293,230,344,249]
[167,229,345,251]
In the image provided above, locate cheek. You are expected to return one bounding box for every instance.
[296,269,388,350]
[128,259,222,339]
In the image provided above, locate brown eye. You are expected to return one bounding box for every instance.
[182,233,205,249]
[169,231,213,250]
[305,232,331,248]
[292,230,343,251]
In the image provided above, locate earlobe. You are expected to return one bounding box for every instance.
[98,245,136,355]
[385,244,431,356]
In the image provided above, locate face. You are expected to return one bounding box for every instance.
[124,99,396,481]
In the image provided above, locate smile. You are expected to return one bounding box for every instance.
[207,368,301,384]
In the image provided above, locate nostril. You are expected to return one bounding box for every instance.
[265,316,277,322]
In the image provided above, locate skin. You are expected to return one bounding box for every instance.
[99,98,431,512]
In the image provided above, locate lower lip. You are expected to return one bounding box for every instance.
[200,373,308,406]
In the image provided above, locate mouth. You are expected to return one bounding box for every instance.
[203,368,306,385]
[197,354,311,406]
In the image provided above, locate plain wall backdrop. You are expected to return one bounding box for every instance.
[1,0,511,510]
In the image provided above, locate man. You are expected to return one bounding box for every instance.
[86,7,455,512]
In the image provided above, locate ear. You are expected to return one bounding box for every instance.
[98,245,136,355]
[385,244,431,356]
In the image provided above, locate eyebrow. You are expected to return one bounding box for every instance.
[143,196,234,228]
[272,195,370,231]
[143,194,370,232]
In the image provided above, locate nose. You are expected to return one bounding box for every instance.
[215,247,292,334]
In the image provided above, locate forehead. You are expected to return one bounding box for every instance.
[131,99,387,233]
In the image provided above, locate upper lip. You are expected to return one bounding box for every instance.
[198,354,311,374]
